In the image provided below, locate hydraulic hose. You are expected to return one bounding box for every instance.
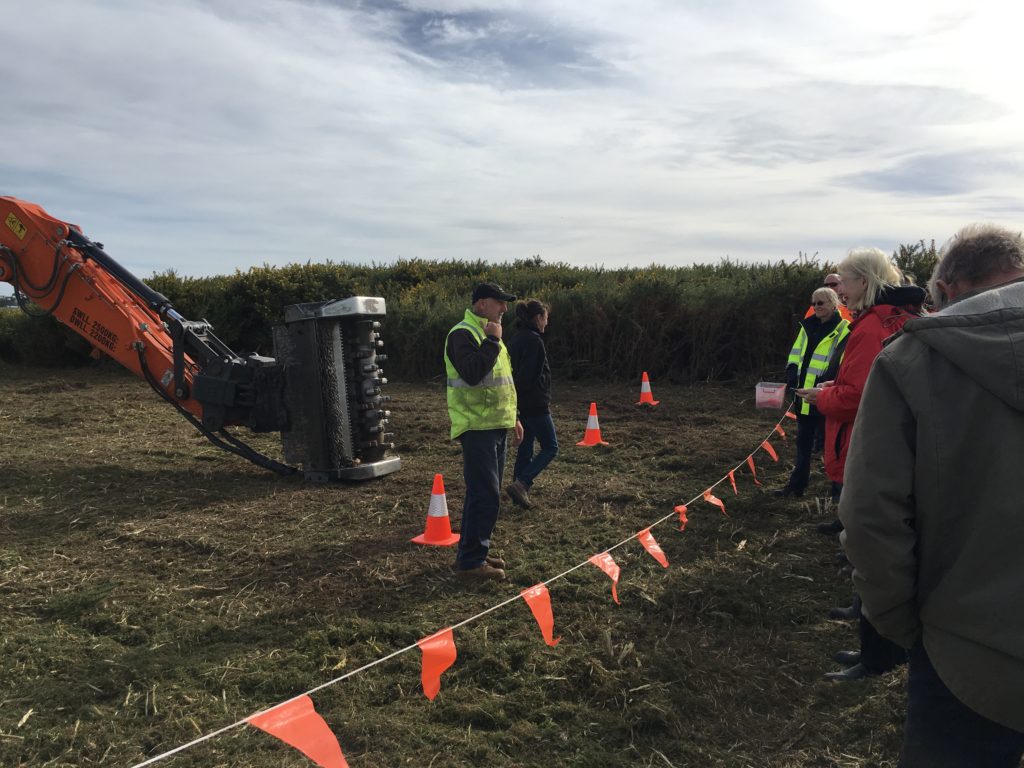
[135,345,298,477]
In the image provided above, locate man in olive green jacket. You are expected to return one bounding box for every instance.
[840,223,1024,767]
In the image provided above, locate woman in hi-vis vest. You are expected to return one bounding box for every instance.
[776,287,848,498]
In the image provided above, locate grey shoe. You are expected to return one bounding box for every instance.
[824,663,871,682]
[773,486,804,498]
[827,603,859,620]
[506,480,532,509]
[816,518,844,535]
[832,650,861,665]
[456,563,507,582]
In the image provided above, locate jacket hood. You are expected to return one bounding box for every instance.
[902,279,1024,411]
[875,284,927,309]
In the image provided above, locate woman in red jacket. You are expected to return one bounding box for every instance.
[797,247,925,683]
[798,249,925,500]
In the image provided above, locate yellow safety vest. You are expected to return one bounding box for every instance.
[444,309,517,439]
[787,319,850,415]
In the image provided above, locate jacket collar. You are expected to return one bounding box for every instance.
[800,311,842,334]
[464,308,488,328]
[853,285,927,326]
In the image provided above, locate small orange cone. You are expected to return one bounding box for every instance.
[576,402,610,446]
[636,372,659,406]
[412,474,460,546]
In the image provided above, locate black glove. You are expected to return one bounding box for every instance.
[785,365,798,391]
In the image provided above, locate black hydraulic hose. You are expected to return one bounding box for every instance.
[1,237,63,295]
[135,346,298,477]
[64,229,174,316]
[215,428,299,476]
[3,245,78,317]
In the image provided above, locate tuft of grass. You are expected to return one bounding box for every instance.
[42,582,118,620]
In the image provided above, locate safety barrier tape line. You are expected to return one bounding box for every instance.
[130,400,796,767]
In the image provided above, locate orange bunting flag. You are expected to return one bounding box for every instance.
[588,552,621,604]
[746,456,762,486]
[248,696,349,768]
[638,528,669,568]
[674,504,689,531]
[785,410,797,420]
[728,470,738,495]
[774,424,787,440]
[761,440,779,462]
[417,627,457,701]
[521,584,561,647]
[703,489,728,517]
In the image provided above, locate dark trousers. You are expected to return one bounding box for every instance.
[899,643,1024,767]
[831,481,843,505]
[786,413,821,492]
[512,412,559,490]
[859,609,907,674]
[455,429,506,570]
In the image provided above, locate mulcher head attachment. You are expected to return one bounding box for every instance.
[272,297,400,481]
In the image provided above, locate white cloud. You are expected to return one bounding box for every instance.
[1,0,1022,294]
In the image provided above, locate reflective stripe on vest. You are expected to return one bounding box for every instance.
[444,310,518,439]
[787,329,806,368]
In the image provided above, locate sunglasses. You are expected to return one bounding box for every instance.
[811,300,830,306]
[824,282,840,288]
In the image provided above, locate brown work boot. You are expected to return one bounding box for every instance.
[505,479,532,509]
[485,554,507,569]
[456,563,506,582]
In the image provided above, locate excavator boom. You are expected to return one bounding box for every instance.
[0,196,399,480]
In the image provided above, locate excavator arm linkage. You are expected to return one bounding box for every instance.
[0,196,399,480]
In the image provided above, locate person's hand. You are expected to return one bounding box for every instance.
[817,380,834,388]
[512,420,524,446]
[795,386,820,404]
[484,321,502,339]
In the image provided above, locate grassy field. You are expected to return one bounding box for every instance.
[0,363,906,767]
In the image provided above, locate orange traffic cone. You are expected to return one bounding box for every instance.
[576,402,610,446]
[412,474,460,546]
[636,372,659,406]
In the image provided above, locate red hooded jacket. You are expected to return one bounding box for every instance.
[815,286,926,483]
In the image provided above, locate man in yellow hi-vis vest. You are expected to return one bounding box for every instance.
[445,282,523,582]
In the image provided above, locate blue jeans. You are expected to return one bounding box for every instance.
[899,643,1024,767]
[455,429,507,571]
[512,412,559,490]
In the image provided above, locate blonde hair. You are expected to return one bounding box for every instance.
[837,247,902,311]
[810,286,840,311]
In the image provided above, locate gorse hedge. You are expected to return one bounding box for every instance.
[0,244,938,382]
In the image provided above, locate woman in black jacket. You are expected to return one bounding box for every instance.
[505,299,558,508]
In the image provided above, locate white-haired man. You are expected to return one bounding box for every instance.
[840,223,1024,766]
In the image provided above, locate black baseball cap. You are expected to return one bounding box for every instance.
[472,282,517,303]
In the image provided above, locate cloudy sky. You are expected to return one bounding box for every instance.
[2,0,1022,293]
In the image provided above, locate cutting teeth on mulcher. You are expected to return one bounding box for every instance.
[273,296,400,482]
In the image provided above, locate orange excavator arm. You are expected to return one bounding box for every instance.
[0,196,400,480]
[2,197,202,414]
